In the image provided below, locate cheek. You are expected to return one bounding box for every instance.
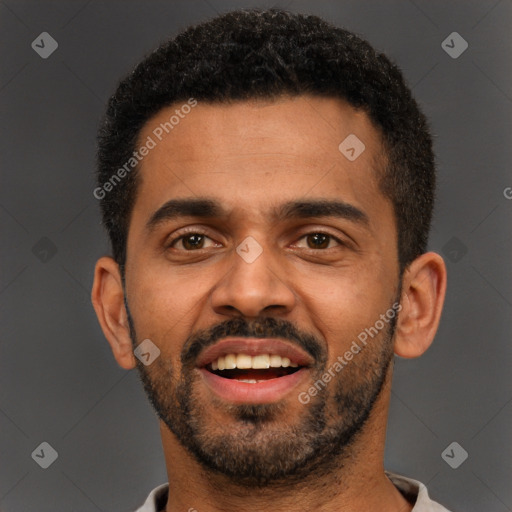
[297,267,395,357]
[127,264,212,343]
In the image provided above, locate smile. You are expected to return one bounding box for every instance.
[198,365,310,404]
[195,338,314,404]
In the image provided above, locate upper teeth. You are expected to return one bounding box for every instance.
[210,354,299,371]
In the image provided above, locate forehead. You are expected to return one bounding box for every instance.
[130,95,390,232]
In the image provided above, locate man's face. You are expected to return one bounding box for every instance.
[124,96,401,485]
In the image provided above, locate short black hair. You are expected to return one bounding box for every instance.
[96,8,435,272]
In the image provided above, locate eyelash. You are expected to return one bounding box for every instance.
[167,228,346,251]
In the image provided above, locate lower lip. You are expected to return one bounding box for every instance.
[198,367,309,404]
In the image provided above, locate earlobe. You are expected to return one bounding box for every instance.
[394,252,447,358]
[91,256,136,370]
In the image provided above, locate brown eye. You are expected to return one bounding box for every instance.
[306,233,331,249]
[295,232,342,250]
[182,234,204,250]
[171,233,215,250]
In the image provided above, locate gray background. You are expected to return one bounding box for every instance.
[1,0,511,511]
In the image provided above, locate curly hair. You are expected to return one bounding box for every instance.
[96,8,435,272]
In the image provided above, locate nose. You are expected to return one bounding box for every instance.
[209,238,296,318]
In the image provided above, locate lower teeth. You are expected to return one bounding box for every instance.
[237,379,260,383]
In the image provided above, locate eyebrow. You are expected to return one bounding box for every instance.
[146,197,370,231]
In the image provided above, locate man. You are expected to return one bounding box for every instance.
[91,8,449,512]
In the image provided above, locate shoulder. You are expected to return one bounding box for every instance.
[133,483,169,512]
[385,471,453,512]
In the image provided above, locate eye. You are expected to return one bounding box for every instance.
[169,232,218,251]
[294,232,343,250]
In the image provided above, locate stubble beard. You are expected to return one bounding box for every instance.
[127,307,397,488]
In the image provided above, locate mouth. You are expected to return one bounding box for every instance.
[207,366,302,382]
[204,353,303,383]
[196,340,314,404]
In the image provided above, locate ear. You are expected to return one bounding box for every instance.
[394,252,447,358]
[91,256,136,369]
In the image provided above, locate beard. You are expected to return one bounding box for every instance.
[126,300,398,488]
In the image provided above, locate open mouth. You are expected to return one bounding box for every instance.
[201,352,306,383]
[196,342,313,402]
[206,365,302,383]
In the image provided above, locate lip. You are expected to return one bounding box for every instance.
[195,337,314,368]
[198,366,310,404]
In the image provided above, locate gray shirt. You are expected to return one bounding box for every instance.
[133,471,452,511]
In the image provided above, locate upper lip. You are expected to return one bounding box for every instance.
[196,338,314,368]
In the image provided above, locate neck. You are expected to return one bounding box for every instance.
[159,365,412,512]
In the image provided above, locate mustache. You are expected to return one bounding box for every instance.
[181,316,325,368]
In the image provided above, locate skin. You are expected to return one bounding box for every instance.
[92,95,447,512]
